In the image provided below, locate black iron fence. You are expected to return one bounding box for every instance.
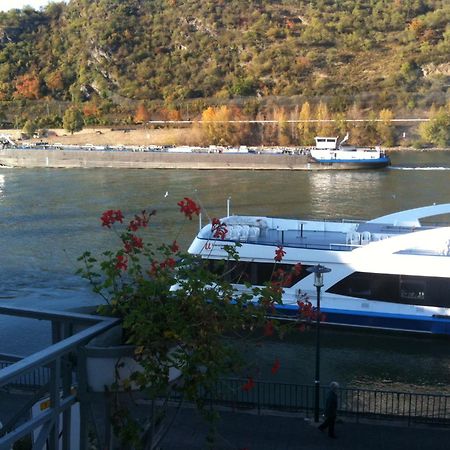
[203,378,450,427]
[2,360,449,428]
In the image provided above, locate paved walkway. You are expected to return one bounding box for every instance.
[2,392,450,449]
[160,408,450,450]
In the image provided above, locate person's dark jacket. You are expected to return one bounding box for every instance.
[324,390,338,418]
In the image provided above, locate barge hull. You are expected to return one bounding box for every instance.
[0,148,389,170]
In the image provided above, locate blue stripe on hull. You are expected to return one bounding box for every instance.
[313,158,390,165]
[274,305,450,335]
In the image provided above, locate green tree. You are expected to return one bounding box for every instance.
[63,106,84,134]
[22,119,38,137]
[419,107,450,147]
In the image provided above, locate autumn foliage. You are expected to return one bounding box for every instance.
[201,105,250,146]
[14,73,41,99]
[134,103,150,123]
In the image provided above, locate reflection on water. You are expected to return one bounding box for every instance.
[0,151,449,389]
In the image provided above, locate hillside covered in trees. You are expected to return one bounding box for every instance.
[0,0,449,145]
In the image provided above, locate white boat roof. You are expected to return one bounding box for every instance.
[369,203,450,227]
[192,204,450,257]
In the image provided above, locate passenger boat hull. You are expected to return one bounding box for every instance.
[187,204,450,335]
[273,304,450,335]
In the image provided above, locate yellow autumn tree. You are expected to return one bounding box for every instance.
[201,105,249,145]
[315,101,333,136]
[273,107,290,146]
[298,101,315,145]
[377,109,395,147]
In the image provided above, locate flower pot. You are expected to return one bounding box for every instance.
[84,325,142,392]
[84,325,181,392]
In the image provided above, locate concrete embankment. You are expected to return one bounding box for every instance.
[0,148,314,170]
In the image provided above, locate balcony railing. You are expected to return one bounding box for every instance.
[0,306,119,450]
[0,306,449,450]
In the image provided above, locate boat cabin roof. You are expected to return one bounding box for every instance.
[199,216,432,252]
[196,203,450,256]
[314,137,338,149]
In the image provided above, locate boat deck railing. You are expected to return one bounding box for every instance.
[199,219,446,253]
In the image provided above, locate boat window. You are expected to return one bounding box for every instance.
[400,277,425,301]
[328,272,450,308]
[204,259,311,287]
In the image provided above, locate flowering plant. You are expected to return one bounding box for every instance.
[78,197,315,449]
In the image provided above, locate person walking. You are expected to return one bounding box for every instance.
[318,381,339,438]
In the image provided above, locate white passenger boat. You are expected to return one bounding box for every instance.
[308,135,390,169]
[188,203,450,334]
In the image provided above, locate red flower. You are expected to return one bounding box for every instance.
[115,254,128,271]
[211,218,228,239]
[132,235,143,248]
[282,273,293,287]
[128,210,154,232]
[160,257,176,269]
[264,320,274,336]
[124,235,144,253]
[274,245,286,262]
[298,299,314,319]
[242,377,255,392]
[170,240,180,253]
[101,209,124,228]
[177,197,201,220]
[149,260,159,275]
[271,358,280,375]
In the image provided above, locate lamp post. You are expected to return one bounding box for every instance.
[307,264,331,423]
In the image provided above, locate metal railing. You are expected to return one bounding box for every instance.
[0,359,50,390]
[0,306,449,450]
[203,378,450,426]
[0,306,119,450]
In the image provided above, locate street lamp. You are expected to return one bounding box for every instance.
[307,264,331,422]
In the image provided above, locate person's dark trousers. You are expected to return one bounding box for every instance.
[318,416,336,437]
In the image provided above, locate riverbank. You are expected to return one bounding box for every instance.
[1,127,446,151]
[1,127,205,148]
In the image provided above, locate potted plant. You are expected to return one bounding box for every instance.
[77,198,312,449]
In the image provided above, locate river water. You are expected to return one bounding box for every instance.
[0,151,449,392]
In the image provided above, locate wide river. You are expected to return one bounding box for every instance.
[0,150,449,392]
